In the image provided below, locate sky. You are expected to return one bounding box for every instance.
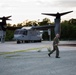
[0,0,76,24]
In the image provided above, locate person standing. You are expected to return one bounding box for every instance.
[48,34,60,58]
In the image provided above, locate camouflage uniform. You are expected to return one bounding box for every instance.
[48,36,60,58]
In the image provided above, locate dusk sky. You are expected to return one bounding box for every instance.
[0,0,76,24]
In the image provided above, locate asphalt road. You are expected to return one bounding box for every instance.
[0,41,76,75]
[0,50,76,75]
[0,41,76,52]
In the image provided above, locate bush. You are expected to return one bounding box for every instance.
[5,30,14,41]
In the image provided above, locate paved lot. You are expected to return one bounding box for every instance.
[0,50,76,75]
[0,41,76,52]
[0,41,76,75]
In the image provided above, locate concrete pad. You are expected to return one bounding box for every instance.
[0,41,76,75]
[0,50,76,75]
[0,41,76,52]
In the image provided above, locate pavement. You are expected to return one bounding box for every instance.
[0,41,76,52]
[0,41,76,75]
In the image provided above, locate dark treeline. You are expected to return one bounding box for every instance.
[6,18,76,41]
[61,19,76,40]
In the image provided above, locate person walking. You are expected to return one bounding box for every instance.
[48,34,60,58]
